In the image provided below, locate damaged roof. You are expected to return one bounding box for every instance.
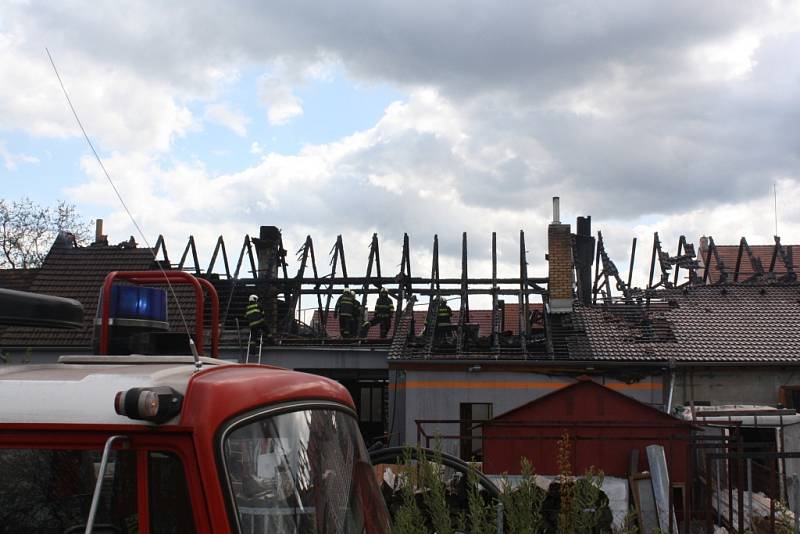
[700,241,798,284]
[0,242,160,349]
[559,284,800,362]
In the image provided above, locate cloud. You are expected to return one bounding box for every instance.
[204,102,250,136]
[3,0,800,279]
[0,140,39,171]
[259,74,303,125]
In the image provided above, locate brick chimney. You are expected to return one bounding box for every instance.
[252,226,282,279]
[547,197,574,313]
[92,218,108,246]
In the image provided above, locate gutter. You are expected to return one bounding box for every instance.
[388,358,800,369]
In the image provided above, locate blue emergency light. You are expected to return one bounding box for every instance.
[109,285,167,322]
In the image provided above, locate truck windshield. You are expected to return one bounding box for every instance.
[222,407,390,534]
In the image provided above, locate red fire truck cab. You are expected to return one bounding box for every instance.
[0,278,390,533]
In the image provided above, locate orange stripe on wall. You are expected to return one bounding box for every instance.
[390,381,661,391]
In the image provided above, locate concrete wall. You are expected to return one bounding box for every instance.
[676,367,800,407]
[390,369,664,457]
[235,346,389,370]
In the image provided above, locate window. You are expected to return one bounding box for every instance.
[359,383,385,423]
[149,451,196,533]
[460,403,492,461]
[0,448,137,533]
[780,386,800,409]
[221,405,391,534]
[0,447,197,534]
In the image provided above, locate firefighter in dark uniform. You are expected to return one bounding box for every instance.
[245,294,266,346]
[334,289,356,338]
[434,296,452,344]
[361,287,395,338]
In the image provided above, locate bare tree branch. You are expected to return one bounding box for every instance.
[0,198,93,269]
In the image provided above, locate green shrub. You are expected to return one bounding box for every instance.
[499,457,545,534]
[467,461,495,534]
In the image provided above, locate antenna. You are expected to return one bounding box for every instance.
[774,182,779,237]
[46,49,202,371]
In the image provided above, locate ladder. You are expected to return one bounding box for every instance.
[245,331,264,364]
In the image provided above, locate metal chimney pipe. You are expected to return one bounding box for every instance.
[552,197,561,224]
[95,219,104,243]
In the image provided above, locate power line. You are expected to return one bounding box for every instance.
[46,48,201,369]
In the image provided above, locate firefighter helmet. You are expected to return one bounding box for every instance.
[249,294,259,302]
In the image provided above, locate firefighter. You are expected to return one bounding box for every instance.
[436,297,452,325]
[434,296,452,344]
[245,294,266,346]
[334,289,356,338]
[361,287,394,338]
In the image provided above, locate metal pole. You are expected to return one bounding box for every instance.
[235,317,243,362]
[706,453,713,534]
[794,476,800,534]
[747,458,753,523]
[737,428,745,534]
[781,415,788,502]
[496,501,504,534]
[85,435,127,534]
[715,458,722,525]
[491,232,498,351]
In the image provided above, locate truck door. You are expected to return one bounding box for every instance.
[0,432,210,533]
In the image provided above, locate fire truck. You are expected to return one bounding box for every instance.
[0,272,391,533]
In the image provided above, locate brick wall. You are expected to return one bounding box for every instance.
[548,223,574,304]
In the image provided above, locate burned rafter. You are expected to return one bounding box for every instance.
[648,232,673,290]
[671,235,701,287]
[518,230,530,357]
[206,236,231,278]
[768,236,796,283]
[153,234,170,267]
[169,231,549,348]
[456,232,469,354]
[177,235,201,275]
[491,232,500,351]
[702,236,728,285]
[430,235,440,293]
[322,235,348,334]
[592,231,629,303]
[280,236,313,333]
[393,234,412,338]
[626,237,637,291]
[359,233,382,313]
[733,237,765,283]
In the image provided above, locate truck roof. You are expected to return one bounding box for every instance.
[0,355,354,427]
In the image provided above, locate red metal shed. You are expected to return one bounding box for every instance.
[482,377,692,482]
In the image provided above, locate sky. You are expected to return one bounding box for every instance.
[1,1,800,289]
